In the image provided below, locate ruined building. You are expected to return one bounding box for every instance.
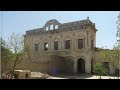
[23,17,116,75]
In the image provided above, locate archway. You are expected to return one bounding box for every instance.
[77,58,85,73]
[64,56,74,74]
[26,74,28,78]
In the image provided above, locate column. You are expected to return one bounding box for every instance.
[86,31,89,46]
[85,58,91,74]
[53,25,55,30]
[61,35,63,50]
[72,33,75,50]
[49,36,51,51]
[73,60,77,73]
[48,26,50,30]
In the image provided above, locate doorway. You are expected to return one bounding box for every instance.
[77,58,85,73]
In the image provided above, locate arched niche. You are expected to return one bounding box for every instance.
[43,19,61,31]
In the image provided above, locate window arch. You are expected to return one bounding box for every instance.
[78,39,84,49]
[46,27,49,31]
[44,19,60,31]
[55,25,58,29]
[50,24,54,30]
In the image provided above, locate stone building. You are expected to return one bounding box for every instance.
[23,17,117,75]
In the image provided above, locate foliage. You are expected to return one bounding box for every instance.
[1,33,32,75]
[116,12,120,52]
[8,33,24,74]
[0,38,13,73]
[116,12,120,39]
[97,47,119,76]
[93,62,108,79]
[24,45,32,61]
[115,12,120,77]
[96,12,120,77]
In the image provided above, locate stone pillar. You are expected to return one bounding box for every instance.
[94,33,96,48]
[73,60,77,73]
[61,35,63,50]
[85,58,91,74]
[48,26,50,30]
[84,38,85,48]
[40,37,42,51]
[72,33,75,50]
[49,36,52,51]
[42,41,44,51]
[53,25,55,30]
[74,38,77,50]
[86,31,89,47]
[61,35,65,50]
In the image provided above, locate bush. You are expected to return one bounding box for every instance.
[93,62,108,79]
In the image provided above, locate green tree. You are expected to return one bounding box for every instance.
[93,62,108,79]
[97,12,120,78]
[98,47,119,78]
[97,47,106,62]
[8,33,25,75]
[116,12,120,40]
[0,38,13,73]
[115,12,120,78]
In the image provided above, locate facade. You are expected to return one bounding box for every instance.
[23,17,116,75]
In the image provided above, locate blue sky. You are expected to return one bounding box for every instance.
[0,11,119,49]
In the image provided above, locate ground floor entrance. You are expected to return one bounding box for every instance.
[77,58,85,73]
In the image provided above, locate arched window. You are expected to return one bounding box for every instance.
[44,43,48,51]
[78,39,84,49]
[34,44,39,51]
[46,27,49,31]
[65,40,70,49]
[55,25,58,29]
[50,24,54,30]
[54,41,58,50]
[26,74,29,78]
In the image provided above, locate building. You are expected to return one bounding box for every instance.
[13,70,31,79]
[23,17,118,75]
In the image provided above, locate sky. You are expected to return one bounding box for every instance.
[0,11,119,49]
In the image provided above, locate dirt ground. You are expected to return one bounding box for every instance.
[31,72,120,79]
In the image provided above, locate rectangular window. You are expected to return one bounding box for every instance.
[65,40,70,49]
[54,41,58,50]
[34,44,39,51]
[78,39,84,49]
[44,43,48,51]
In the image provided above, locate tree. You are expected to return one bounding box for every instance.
[97,12,120,78]
[116,12,120,41]
[93,62,108,79]
[98,47,120,78]
[97,47,106,62]
[0,38,13,73]
[106,49,119,78]
[8,33,24,75]
[116,12,120,78]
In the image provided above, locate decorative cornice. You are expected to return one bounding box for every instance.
[25,18,97,36]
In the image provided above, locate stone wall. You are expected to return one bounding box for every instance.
[22,18,98,75]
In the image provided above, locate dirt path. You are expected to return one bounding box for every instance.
[31,72,120,79]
